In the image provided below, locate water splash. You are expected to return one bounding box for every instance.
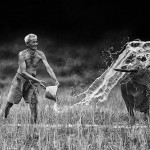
[72,40,150,107]
[54,40,150,112]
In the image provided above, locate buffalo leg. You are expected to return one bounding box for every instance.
[121,84,135,125]
[143,109,149,122]
[142,109,150,128]
[126,106,135,125]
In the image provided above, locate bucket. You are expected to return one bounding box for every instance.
[44,85,58,102]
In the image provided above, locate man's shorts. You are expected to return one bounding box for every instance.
[7,73,39,104]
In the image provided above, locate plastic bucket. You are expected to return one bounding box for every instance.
[44,85,58,102]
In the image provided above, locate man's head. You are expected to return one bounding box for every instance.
[24,33,38,50]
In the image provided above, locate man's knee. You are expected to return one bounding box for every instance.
[25,91,38,104]
[29,103,37,112]
[6,102,13,108]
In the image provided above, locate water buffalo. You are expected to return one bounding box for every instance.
[114,68,150,125]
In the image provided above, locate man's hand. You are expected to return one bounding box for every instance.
[38,80,46,89]
[55,80,60,87]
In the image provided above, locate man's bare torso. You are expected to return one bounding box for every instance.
[17,49,42,76]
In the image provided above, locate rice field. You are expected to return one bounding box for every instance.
[1,84,150,150]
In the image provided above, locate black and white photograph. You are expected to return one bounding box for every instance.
[0,0,150,149]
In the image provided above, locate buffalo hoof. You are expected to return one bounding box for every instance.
[129,116,136,126]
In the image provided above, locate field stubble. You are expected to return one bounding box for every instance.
[0,84,150,150]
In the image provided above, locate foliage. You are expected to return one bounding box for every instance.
[0,85,150,149]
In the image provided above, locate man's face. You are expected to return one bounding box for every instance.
[28,39,38,50]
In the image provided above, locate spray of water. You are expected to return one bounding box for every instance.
[72,40,150,106]
[54,40,150,112]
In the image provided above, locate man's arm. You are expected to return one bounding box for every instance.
[19,53,41,83]
[40,51,59,85]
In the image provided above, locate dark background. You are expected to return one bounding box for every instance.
[0,0,150,87]
[0,1,149,44]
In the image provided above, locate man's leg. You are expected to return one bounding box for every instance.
[1,75,22,120]
[29,91,38,124]
[29,102,38,124]
[0,102,13,119]
[23,81,38,124]
[24,87,38,124]
[4,102,13,118]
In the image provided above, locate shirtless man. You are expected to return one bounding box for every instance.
[1,33,59,124]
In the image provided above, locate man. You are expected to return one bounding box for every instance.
[1,33,59,124]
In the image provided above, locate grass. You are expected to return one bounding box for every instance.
[1,83,150,150]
